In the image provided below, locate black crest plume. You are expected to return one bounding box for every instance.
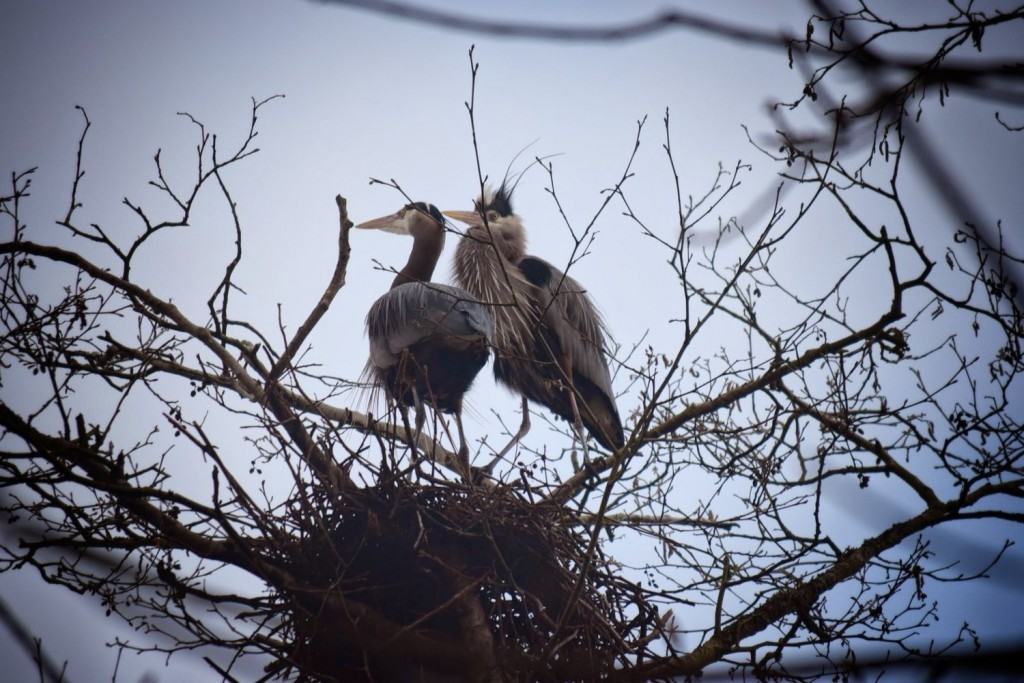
[476,182,514,217]
[473,141,564,219]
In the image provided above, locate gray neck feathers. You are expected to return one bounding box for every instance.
[453,236,537,356]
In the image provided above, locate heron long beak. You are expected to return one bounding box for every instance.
[442,210,481,226]
[355,212,408,234]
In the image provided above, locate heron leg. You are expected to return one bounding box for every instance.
[410,386,427,463]
[453,399,471,474]
[483,395,530,474]
[395,402,418,468]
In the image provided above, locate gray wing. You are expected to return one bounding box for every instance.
[365,282,494,370]
[516,256,615,400]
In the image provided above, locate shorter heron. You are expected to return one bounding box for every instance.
[357,202,494,463]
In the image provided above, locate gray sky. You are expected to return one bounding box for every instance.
[2,1,1023,680]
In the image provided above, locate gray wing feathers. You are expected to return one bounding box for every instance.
[366,282,493,369]
[528,258,615,400]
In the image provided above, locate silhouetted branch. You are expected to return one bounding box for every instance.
[317,0,792,46]
[268,195,353,382]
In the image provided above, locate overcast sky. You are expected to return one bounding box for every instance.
[2,1,1023,680]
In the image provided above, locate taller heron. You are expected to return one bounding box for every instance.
[445,184,624,465]
[357,202,494,462]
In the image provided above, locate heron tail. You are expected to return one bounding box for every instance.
[576,375,625,451]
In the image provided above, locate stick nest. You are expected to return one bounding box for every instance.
[263,475,658,680]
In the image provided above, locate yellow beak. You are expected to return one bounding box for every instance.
[355,211,408,234]
[442,210,481,226]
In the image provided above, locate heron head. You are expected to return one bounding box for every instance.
[355,202,445,239]
[444,183,526,262]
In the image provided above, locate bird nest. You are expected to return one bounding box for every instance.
[265,476,658,681]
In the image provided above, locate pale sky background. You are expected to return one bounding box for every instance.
[2,1,1023,680]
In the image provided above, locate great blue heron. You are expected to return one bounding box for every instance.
[357,202,494,462]
[445,184,624,466]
